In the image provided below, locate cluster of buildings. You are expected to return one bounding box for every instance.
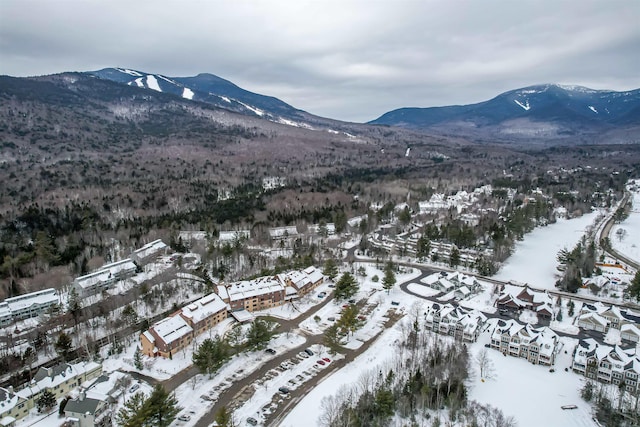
[0,361,102,426]
[496,285,556,323]
[424,303,487,342]
[417,185,494,215]
[0,289,60,327]
[490,319,559,366]
[140,266,324,358]
[572,338,640,393]
[421,271,484,299]
[72,240,168,298]
[576,302,640,342]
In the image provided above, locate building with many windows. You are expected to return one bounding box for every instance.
[72,259,137,297]
[0,289,59,326]
[490,319,559,366]
[572,338,640,393]
[424,303,486,342]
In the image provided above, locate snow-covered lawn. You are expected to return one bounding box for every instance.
[406,282,440,297]
[495,212,601,290]
[611,180,640,265]
[468,336,595,427]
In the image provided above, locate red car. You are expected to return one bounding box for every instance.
[316,360,326,366]
[322,357,331,363]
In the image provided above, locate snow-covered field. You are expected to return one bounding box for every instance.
[468,335,595,427]
[494,212,601,290]
[611,181,640,265]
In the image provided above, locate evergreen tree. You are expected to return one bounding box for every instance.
[55,332,73,361]
[36,389,56,412]
[334,272,359,300]
[67,287,82,326]
[117,392,146,427]
[567,299,575,317]
[449,246,460,268]
[323,258,339,281]
[143,385,180,427]
[382,262,396,294]
[416,235,431,259]
[398,206,411,226]
[629,270,640,302]
[192,336,231,377]
[214,405,234,427]
[246,319,275,350]
[134,347,143,370]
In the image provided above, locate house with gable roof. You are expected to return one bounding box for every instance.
[572,338,640,392]
[577,302,640,334]
[496,285,556,322]
[490,319,559,366]
[140,314,193,358]
[64,390,110,427]
[621,323,640,343]
[424,303,486,342]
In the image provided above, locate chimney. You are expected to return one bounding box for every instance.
[7,386,13,394]
[79,390,86,401]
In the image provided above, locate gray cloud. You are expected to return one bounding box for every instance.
[1,0,639,122]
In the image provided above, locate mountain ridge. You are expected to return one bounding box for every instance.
[369,84,640,143]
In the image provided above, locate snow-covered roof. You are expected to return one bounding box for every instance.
[142,331,155,344]
[74,259,137,288]
[225,276,284,302]
[304,266,324,284]
[1,289,59,322]
[131,239,167,260]
[151,315,193,345]
[16,362,101,400]
[180,293,226,324]
[268,226,298,238]
[218,230,250,242]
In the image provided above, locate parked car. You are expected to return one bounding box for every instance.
[322,357,331,363]
[298,351,309,358]
[265,348,276,354]
[304,348,314,356]
[178,414,191,421]
[317,359,326,365]
[278,386,290,394]
[129,384,140,393]
[391,301,400,306]
[318,292,327,298]
[247,417,258,426]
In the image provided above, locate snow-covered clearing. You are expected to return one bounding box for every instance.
[182,87,194,100]
[468,336,595,427]
[611,180,640,265]
[145,74,161,92]
[495,212,601,290]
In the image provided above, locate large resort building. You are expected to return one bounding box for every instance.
[0,289,59,327]
[140,266,324,358]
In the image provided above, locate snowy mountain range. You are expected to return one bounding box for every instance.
[370,84,640,142]
[87,67,322,128]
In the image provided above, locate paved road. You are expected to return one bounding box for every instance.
[192,290,339,427]
[598,191,640,271]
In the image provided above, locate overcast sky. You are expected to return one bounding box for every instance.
[1,1,639,122]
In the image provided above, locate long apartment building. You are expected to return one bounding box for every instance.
[572,338,640,393]
[424,303,486,342]
[0,362,102,424]
[140,292,227,358]
[0,288,59,327]
[490,319,559,366]
[72,259,137,298]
